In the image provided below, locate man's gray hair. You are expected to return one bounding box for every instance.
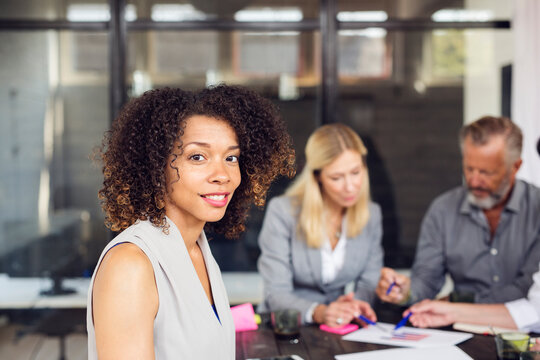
[459,116,523,165]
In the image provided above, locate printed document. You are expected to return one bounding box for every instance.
[342,322,472,348]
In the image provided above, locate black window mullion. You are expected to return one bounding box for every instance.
[338,19,511,31]
[320,0,338,125]
[0,20,108,31]
[126,19,319,31]
[109,0,127,122]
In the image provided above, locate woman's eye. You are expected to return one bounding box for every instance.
[189,154,205,161]
[227,155,239,163]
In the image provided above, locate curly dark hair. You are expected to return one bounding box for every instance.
[98,85,295,238]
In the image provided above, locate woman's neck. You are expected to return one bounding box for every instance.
[323,205,345,249]
[164,211,205,251]
[322,197,345,220]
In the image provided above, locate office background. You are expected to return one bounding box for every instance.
[0,0,518,284]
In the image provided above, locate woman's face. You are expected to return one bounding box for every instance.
[164,115,241,229]
[318,149,364,211]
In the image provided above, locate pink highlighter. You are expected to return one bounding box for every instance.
[319,323,359,335]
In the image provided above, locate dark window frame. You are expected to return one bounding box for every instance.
[0,0,510,125]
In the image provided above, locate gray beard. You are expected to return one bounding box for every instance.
[466,176,512,210]
[467,192,499,209]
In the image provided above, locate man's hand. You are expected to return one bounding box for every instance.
[405,299,456,328]
[375,267,411,304]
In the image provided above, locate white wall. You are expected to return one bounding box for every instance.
[464,0,513,124]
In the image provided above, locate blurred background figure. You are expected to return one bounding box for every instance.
[377,116,540,305]
[405,130,540,336]
[258,123,381,328]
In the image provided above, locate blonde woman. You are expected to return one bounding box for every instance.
[257,123,382,327]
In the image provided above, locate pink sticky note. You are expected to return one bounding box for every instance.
[320,323,359,335]
[231,303,258,332]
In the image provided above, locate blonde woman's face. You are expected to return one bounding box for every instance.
[318,149,364,210]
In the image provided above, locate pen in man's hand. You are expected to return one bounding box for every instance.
[385,281,396,295]
[394,312,413,331]
[358,315,390,333]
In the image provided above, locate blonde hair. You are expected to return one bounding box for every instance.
[286,123,371,248]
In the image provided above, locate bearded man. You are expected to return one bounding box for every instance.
[377,116,540,305]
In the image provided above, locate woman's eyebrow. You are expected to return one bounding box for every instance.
[327,165,362,176]
[184,142,240,151]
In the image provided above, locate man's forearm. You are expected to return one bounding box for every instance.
[452,303,517,329]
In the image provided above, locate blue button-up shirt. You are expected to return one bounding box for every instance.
[411,179,540,303]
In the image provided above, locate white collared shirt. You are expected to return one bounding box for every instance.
[321,228,347,285]
[505,262,540,332]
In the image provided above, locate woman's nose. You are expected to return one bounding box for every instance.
[345,176,355,191]
[210,161,230,184]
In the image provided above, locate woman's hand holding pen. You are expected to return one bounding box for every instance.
[375,267,411,304]
[314,292,376,327]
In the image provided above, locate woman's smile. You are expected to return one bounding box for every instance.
[199,192,230,207]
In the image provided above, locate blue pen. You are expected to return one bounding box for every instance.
[358,314,376,325]
[394,312,413,331]
[358,315,390,333]
[385,281,396,295]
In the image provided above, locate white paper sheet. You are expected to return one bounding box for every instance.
[342,322,472,348]
[334,346,473,360]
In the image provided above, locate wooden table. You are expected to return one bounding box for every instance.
[236,310,497,360]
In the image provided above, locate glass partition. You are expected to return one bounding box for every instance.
[0,31,109,286]
[337,26,512,265]
[0,0,514,273]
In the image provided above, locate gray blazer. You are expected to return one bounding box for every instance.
[257,196,383,322]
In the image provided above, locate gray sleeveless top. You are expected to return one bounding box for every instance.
[86,218,235,359]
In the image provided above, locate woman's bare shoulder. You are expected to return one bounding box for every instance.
[98,243,153,278]
[92,244,158,358]
[93,242,157,309]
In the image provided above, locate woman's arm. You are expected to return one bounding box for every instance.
[406,299,518,329]
[92,243,159,360]
[257,198,320,321]
[354,203,384,304]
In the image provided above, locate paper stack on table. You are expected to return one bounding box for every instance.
[453,322,515,334]
[342,322,472,348]
[335,346,473,360]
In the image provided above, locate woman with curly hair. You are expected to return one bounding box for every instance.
[257,123,381,328]
[87,85,295,359]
